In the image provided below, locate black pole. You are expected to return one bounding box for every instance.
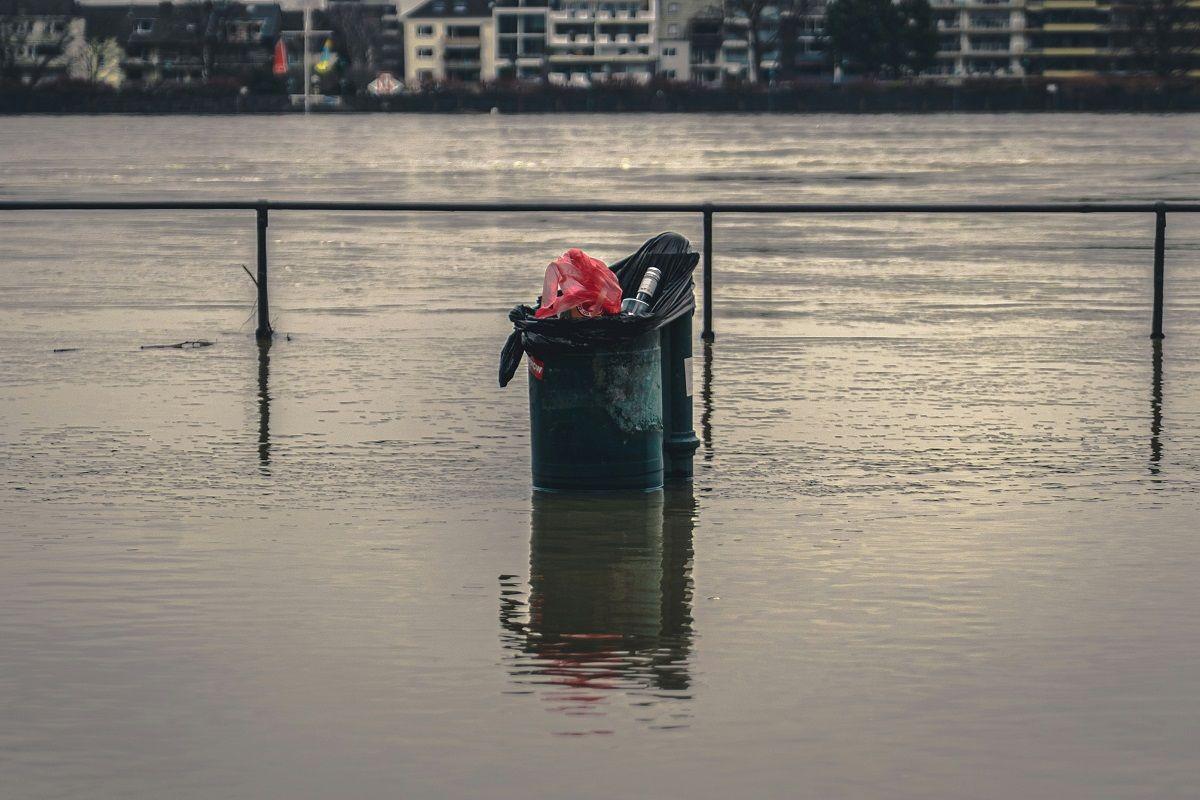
[702,205,714,342]
[1152,209,1166,340]
[256,204,272,341]
[1150,338,1163,476]
[257,339,272,471]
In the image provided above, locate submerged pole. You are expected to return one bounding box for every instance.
[256,204,272,341]
[702,205,714,342]
[1152,209,1166,340]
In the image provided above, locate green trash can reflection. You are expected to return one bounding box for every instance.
[499,489,696,726]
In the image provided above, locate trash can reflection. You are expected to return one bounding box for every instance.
[499,488,696,725]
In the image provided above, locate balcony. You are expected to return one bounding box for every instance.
[1039,46,1101,55]
[967,19,1011,29]
[1040,22,1102,31]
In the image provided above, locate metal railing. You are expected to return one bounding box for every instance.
[2,199,1196,342]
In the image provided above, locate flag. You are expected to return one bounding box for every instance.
[315,39,338,75]
[272,37,288,76]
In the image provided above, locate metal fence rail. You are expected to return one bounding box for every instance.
[3,200,1197,342]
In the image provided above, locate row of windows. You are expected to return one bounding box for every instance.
[498,14,547,33]
[1,19,68,35]
[11,43,64,58]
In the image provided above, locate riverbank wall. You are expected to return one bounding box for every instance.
[5,78,1200,114]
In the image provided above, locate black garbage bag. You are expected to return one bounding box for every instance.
[499,232,699,388]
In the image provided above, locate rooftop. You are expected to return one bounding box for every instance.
[406,0,494,20]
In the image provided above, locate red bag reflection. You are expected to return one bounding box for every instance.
[533,249,622,320]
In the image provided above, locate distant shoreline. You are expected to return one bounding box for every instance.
[5,79,1200,114]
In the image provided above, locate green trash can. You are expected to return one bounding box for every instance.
[528,330,664,492]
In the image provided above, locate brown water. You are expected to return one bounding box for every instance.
[1,114,1199,799]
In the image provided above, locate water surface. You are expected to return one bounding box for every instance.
[2,114,1199,799]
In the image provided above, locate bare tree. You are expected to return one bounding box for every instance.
[325,3,381,89]
[723,0,773,83]
[1116,0,1200,77]
[72,35,121,84]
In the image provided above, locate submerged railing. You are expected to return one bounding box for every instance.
[1,200,1196,341]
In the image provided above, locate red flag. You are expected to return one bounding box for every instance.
[272,38,288,76]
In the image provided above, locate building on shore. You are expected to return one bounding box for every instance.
[403,0,496,83]
[1,0,84,85]
[544,0,659,86]
[493,0,548,82]
[73,3,282,87]
[655,0,711,80]
[9,0,1200,93]
[930,0,1027,79]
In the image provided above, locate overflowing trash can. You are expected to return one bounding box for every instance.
[499,233,701,493]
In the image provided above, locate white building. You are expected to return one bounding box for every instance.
[403,0,497,84]
[544,0,658,86]
[931,0,1026,78]
[493,0,548,82]
[656,0,711,80]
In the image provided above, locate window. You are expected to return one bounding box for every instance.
[663,69,676,78]
[667,23,678,36]
[667,1,679,11]
[522,15,545,33]
[135,18,154,33]
[417,24,434,36]
[499,14,518,33]
[662,46,676,56]
[417,46,435,57]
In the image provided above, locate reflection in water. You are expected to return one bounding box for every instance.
[1150,339,1163,476]
[257,340,271,472]
[499,489,697,732]
[701,341,714,460]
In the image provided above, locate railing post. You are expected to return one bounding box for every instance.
[701,204,714,342]
[256,202,273,341]
[1152,207,1165,340]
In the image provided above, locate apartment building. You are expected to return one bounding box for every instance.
[544,0,659,86]
[657,0,710,79]
[788,0,827,78]
[1,0,84,85]
[685,10,755,83]
[494,0,548,82]
[931,0,1027,78]
[403,0,496,83]
[1023,0,1112,77]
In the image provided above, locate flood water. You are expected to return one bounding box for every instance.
[2,114,1199,799]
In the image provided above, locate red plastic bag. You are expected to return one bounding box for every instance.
[533,248,622,319]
